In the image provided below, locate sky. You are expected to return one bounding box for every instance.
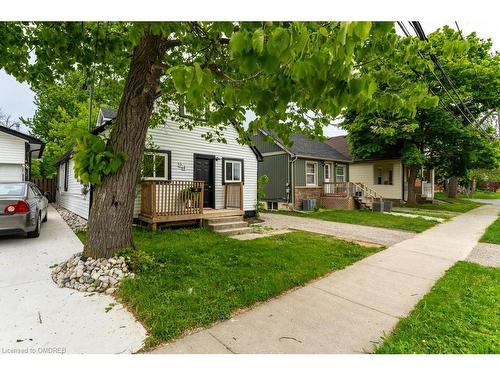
[0,20,498,137]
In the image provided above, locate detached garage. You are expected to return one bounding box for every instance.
[0,126,44,182]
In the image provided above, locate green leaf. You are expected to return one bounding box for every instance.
[194,63,204,85]
[230,31,249,56]
[252,29,264,54]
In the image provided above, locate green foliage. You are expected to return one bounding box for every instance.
[73,133,127,185]
[257,174,269,213]
[343,26,500,184]
[117,247,155,273]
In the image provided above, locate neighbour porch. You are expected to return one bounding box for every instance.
[320,181,386,211]
[139,179,244,229]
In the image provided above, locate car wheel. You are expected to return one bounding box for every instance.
[27,214,41,238]
[42,210,48,222]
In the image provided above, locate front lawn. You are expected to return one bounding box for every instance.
[418,192,482,213]
[78,228,379,347]
[480,217,500,244]
[272,209,438,233]
[376,261,500,354]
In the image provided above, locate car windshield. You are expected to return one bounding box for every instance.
[0,183,25,196]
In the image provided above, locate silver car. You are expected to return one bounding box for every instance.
[0,182,49,238]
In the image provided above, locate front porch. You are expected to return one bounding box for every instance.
[138,179,244,229]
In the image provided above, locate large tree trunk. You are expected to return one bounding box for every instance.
[406,165,419,206]
[447,176,459,198]
[83,32,166,259]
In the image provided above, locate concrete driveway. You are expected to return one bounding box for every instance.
[0,205,146,354]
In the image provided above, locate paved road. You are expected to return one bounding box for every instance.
[0,206,146,354]
[153,204,499,354]
[258,212,415,247]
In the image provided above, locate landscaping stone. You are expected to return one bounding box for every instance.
[51,252,132,294]
[53,203,88,232]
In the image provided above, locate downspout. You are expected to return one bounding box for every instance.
[289,155,297,209]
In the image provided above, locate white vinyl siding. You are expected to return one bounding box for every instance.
[0,164,24,182]
[0,131,26,182]
[57,121,258,218]
[56,159,91,219]
[143,122,257,212]
[0,131,25,164]
[349,159,403,200]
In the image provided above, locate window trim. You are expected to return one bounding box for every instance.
[335,164,346,183]
[63,161,69,192]
[222,158,244,184]
[305,161,318,186]
[143,150,172,180]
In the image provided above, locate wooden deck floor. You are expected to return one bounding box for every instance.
[138,208,244,229]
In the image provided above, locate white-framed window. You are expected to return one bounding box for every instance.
[143,152,169,179]
[374,165,393,185]
[335,165,346,183]
[306,161,318,186]
[224,160,242,183]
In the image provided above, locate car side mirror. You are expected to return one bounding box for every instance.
[43,191,51,199]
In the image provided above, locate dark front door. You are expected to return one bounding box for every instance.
[194,155,215,208]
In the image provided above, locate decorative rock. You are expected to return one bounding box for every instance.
[51,252,132,294]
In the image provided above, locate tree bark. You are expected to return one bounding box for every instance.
[83,32,166,259]
[447,176,459,198]
[406,165,419,206]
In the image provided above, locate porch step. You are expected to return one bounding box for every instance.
[205,215,244,224]
[208,221,249,231]
[205,215,253,236]
[214,227,255,236]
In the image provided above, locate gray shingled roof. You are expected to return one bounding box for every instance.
[265,132,349,162]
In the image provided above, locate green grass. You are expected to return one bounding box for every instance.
[418,192,482,213]
[376,261,500,354]
[78,227,379,347]
[272,209,438,233]
[459,191,500,199]
[480,217,500,244]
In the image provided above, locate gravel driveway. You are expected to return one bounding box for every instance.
[259,213,415,247]
[0,205,146,354]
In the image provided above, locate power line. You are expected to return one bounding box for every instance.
[404,21,492,139]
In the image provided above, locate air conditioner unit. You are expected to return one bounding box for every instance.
[302,199,317,211]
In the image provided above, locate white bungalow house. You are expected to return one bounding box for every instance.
[55,108,262,228]
[0,125,44,182]
[327,135,435,202]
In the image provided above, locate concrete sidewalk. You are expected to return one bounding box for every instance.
[258,212,415,247]
[0,205,146,354]
[153,204,499,354]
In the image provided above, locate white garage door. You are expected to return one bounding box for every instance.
[0,164,24,182]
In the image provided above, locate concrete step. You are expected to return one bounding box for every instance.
[215,227,255,236]
[208,221,249,231]
[206,215,244,224]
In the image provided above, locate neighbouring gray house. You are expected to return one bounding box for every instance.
[56,108,262,230]
[252,129,351,210]
[254,130,435,211]
[0,125,44,182]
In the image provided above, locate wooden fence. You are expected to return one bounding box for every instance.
[32,178,57,202]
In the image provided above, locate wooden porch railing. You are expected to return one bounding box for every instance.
[323,182,349,196]
[224,182,243,209]
[140,179,205,219]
